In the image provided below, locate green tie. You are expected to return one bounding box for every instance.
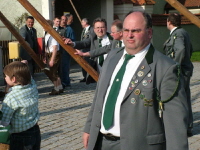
[81,28,86,40]
[98,38,104,66]
[30,28,33,36]
[103,54,134,130]
[118,41,122,47]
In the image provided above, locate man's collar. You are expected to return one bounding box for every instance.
[145,44,154,64]
[170,27,178,35]
[85,25,90,32]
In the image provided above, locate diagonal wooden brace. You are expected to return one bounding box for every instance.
[0,11,55,82]
[165,0,200,28]
[17,0,99,82]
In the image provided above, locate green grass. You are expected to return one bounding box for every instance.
[191,51,200,62]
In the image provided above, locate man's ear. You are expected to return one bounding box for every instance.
[168,21,172,26]
[11,76,17,83]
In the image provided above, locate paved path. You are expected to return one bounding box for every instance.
[1,62,200,150]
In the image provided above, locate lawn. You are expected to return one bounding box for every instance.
[191,51,200,62]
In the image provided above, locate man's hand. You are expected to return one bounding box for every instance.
[64,38,74,46]
[83,132,90,149]
[74,49,90,57]
[43,57,47,64]
[49,60,54,67]
[74,49,84,56]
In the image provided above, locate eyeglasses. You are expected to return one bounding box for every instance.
[94,27,106,30]
[123,28,142,34]
[110,31,121,34]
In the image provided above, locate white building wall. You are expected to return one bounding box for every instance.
[101,0,113,32]
[114,4,133,20]
[0,0,44,38]
[42,0,54,21]
[114,4,154,21]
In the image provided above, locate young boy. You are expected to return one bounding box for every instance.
[1,61,41,150]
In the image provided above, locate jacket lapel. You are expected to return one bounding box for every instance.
[123,45,155,101]
[100,48,124,98]
[94,37,99,49]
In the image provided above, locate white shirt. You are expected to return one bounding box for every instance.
[97,35,111,72]
[100,44,150,136]
[170,27,178,35]
[45,33,59,53]
[84,25,90,34]
[53,26,58,31]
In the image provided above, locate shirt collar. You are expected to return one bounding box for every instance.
[170,27,178,35]
[98,34,107,40]
[124,43,150,57]
[85,25,90,32]
[120,40,124,47]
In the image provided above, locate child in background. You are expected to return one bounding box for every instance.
[1,61,41,150]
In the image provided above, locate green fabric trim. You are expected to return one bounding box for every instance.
[156,64,181,118]
[145,44,154,64]
[116,47,125,53]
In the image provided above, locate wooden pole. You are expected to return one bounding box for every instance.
[0,143,9,150]
[165,0,200,28]
[69,0,82,23]
[17,0,99,82]
[0,11,55,81]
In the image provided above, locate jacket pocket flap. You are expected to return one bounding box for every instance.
[147,133,166,144]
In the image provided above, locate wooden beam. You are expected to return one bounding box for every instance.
[165,0,200,28]
[69,0,82,23]
[17,0,99,82]
[0,11,55,81]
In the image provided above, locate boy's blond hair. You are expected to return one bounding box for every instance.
[3,61,31,85]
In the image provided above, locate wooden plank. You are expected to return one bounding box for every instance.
[17,0,99,82]
[0,143,9,150]
[0,11,54,81]
[165,0,200,28]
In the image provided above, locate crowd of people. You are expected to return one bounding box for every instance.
[0,11,194,150]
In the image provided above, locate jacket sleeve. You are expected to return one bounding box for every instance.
[89,44,112,58]
[65,27,76,41]
[84,84,99,133]
[159,63,188,150]
[74,38,91,49]
[172,32,186,65]
[19,26,27,39]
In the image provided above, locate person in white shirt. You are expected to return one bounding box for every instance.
[79,18,92,82]
[44,20,63,95]
[75,19,124,58]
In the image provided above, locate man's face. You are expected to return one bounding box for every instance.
[26,19,34,28]
[81,20,87,28]
[53,18,60,27]
[110,26,122,40]
[94,22,107,38]
[167,19,171,30]
[122,12,152,54]
[67,15,73,25]
[61,16,67,26]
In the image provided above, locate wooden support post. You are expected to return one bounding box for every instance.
[165,0,200,28]
[69,0,82,23]
[17,0,99,82]
[0,143,9,150]
[0,11,55,82]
